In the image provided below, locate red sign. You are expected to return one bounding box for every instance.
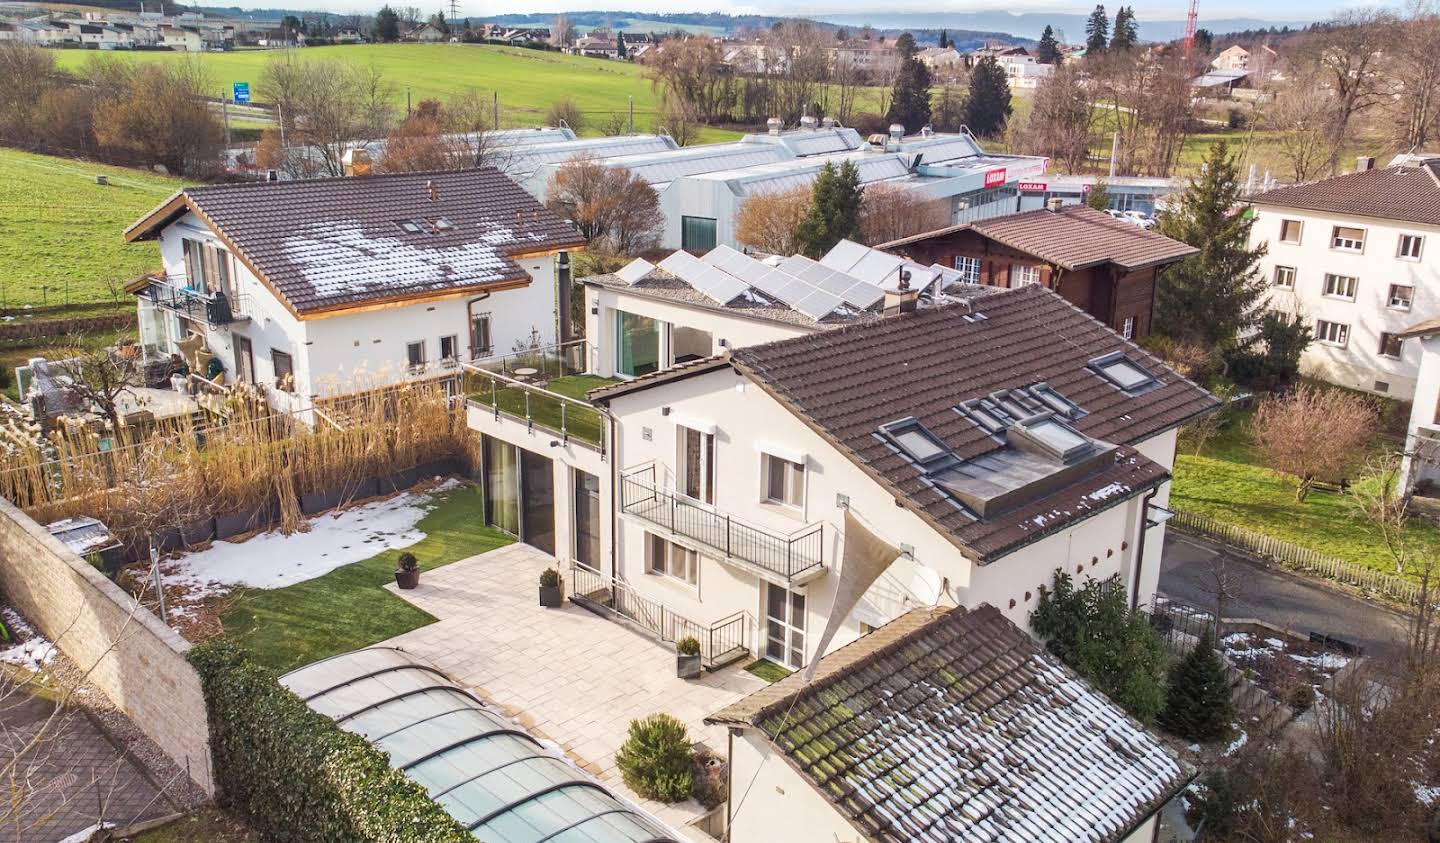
[1017,181,1047,192]
[983,167,1007,188]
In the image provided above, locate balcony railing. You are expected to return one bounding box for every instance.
[143,274,249,327]
[569,561,749,669]
[620,464,824,582]
[462,340,618,451]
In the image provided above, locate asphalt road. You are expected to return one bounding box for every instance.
[1157,532,1412,659]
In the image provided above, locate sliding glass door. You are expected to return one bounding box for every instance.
[483,435,519,535]
[615,310,662,378]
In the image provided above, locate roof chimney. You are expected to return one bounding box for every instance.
[426,179,437,201]
[1046,197,1065,212]
[883,269,920,317]
[1355,155,1376,172]
[766,117,783,136]
[341,148,371,177]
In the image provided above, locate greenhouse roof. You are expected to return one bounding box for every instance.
[280,648,678,843]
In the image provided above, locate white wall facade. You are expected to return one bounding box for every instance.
[605,363,1171,670]
[1252,203,1440,399]
[143,211,559,404]
[1400,334,1440,490]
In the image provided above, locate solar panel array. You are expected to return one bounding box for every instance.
[776,255,886,309]
[657,250,750,305]
[702,246,850,322]
[615,258,654,285]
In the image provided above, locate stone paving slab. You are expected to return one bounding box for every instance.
[382,543,766,838]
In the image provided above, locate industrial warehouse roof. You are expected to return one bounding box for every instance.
[280,648,678,843]
[551,142,795,189]
[599,286,1217,562]
[1248,158,1440,227]
[707,605,1193,843]
[879,205,1198,271]
[125,169,584,317]
[502,134,678,175]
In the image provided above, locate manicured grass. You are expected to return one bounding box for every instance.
[1172,408,1440,581]
[52,43,743,143]
[0,147,184,311]
[470,373,618,446]
[220,483,511,672]
[744,658,793,683]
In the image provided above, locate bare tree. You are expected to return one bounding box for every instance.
[1022,62,1094,172]
[653,90,698,146]
[0,42,56,145]
[90,59,224,176]
[259,58,395,177]
[1262,76,1340,182]
[1350,453,1415,574]
[1291,9,1397,174]
[545,158,663,254]
[551,15,576,48]
[645,36,733,124]
[1252,385,1377,501]
[1389,2,1440,150]
[858,183,950,245]
[44,338,145,434]
[734,187,811,255]
[545,97,585,133]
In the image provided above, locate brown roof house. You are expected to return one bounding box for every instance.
[123,168,583,406]
[878,203,1197,341]
[708,605,1193,843]
[590,283,1215,674]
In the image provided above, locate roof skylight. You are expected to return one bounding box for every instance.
[395,220,424,234]
[1090,353,1157,393]
[879,418,957,470]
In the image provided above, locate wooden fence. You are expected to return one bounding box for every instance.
[1169,509,1424,606]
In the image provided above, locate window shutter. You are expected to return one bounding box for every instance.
[202,245,219,292]
[182,239,196,285]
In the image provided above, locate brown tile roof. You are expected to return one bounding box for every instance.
[729,286,1217,561]
[587,355,731,402]
[1248,162,1440,227]
[708,605,1193,843]
[1398,315,1440,340]
[878,205,1198,271]
[125,169,585,317]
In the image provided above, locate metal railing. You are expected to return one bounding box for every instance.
[461,352,610,453]
[570,560,749,669]
[620,464,824,581]
[144,273,249,326]
[470,339,593,380]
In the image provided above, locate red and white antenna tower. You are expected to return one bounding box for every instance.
[1183,0,1199,57]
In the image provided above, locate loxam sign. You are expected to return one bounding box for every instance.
[983,168,1007,188]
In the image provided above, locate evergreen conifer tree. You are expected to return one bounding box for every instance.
[1036,25,1062,64]
[796,161,863,258]
[1159,631,1234,742]
[1085,5,1110,53]
[962,56,1013,137]
[938,29,948,48]
[1110,7,1138,49]
[616,29,626,59]
[885,32,934,132]
[1085,181,1112,211]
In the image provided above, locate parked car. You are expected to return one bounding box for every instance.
[1122,210,1157,230]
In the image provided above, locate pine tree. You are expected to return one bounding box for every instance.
[1155,141,1268,348]
[1085,180,1112,210]
[796,161,863,258]
[1036,25,1062,64]
[1110,6,1138,50]
[615,29,627,59]
[1085,4,1109,54]
[373,5,400,42]
[938,29,948,48]
[962,56,1013,137]
[886,33,934,133]
[1158,631,1234,742]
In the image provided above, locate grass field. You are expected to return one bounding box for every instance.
[1172,407,1440,582]
[0,147,182,311]
[220,483,511,672]
[53,43,744,143]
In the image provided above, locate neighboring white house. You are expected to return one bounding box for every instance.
[406,22,446,42]
[707,605,1193,843]
[122,168,584,411]
[1249,154,1440,399]
[1212,44,1251,70]
[993,51,1053,89]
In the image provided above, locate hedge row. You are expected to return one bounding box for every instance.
[189,640,472,843]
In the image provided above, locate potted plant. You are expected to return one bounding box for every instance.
[539,567,563,607]
[395,552,420,589]
[676,636,702,679]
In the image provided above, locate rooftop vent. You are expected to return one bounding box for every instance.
[920,125,935,138]
[883,269,920,316]
[1355,155,1376,172]
[799,114,818,130]
[425,179,437,201]
[821,116,836,129]
[767,117,783,136]
[888,123,905,143]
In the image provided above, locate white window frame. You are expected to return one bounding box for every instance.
[953,255,981,284]
[764,582,806,670]
[1322,273,1358,301]
[1378,332,1403,359]
[761,452,805,510]
[1272,265,1296,289]
[1315,319,1350,348]
[406,340,426,371]
[677,425,715,505]
[1012,264,1041,287]
[645,532,698,587]
[1278,219,1303,244]
[471,312,493,359]
[1121,316,1135,340]
[439,334,459,361]
[1330,225,1366,252]
[1388,284,1414,311]
[1398,233,1424,260]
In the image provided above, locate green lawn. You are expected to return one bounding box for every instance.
[52,43,742,143]
[744,658,792,683]
[469,373,618,446]
[220,483,511,672]
[0,147,184,311]
[1172,408,1440,581]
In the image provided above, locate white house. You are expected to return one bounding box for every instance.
[1212,44,1251,70]
[1249,153,1440,398]
[122,168,584,411]
[707,605,1193,843]
[463,238,1215,679]
[994,51,1053,89]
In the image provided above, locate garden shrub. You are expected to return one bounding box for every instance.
[1031,571,1168,724]
[615,713,694,803]
[1158,631,1234,742]
[676,636,700,656]
[189,640,472,843]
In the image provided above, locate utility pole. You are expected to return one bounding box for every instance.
[1108,130,1119,178]
[492,90,499,130]
[628,95,634,134]
[220,89,231,147]
[406,87,412,117]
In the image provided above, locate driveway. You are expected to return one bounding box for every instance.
[380,543,766,838]
[1158,532,1412,659]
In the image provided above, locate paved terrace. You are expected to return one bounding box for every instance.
[382,544,766,838]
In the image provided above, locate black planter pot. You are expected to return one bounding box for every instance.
[539,584,563,608]
[676,653,702,680]
[152,527,183,554]
[300,485,346,515]
[215,501,276,540]
[179,517,216,548]
[395,567,420,589]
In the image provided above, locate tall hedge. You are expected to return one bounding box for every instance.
[189,640,472,843]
